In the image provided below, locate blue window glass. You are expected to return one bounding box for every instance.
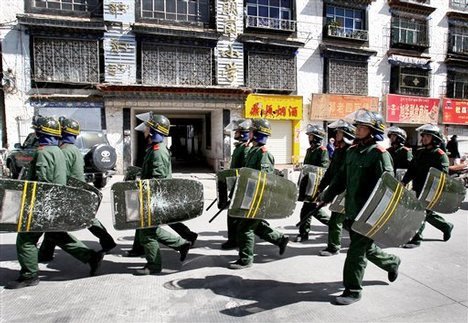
[247,6,257,15]
[270,7,279,18]
[259,6,268,17]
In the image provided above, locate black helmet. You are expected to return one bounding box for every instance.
[305,124,326,139]
[225,118,251,132]
[387,126,407,142]
[32,116,61,137]
[250,119,272,136]
[328,119,356,139]
[416,124,443,143]
[353,109,386,135]
[58,116,80,136]
[145,113,170,136]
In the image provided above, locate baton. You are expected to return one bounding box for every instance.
[206,198,218,211]
[208,201,230,223]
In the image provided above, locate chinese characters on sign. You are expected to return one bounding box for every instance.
[216,1,243,85]
[386,94,439,124]
[245,94,303,120]
[442,98,468,125]
[310,94,379,120]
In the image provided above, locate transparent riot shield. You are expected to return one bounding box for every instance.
[297,165,326,202]
[418,167,466,214]
[228,168,298,220]
[351,172,426,248]
[329,191,346,214]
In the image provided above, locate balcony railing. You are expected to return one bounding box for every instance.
[326,25,369,41]
[449,0,468,11]
[245,15,296,32]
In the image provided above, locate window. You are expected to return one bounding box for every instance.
[247,50,296,91]
[325,59,368,95]
[450,0,468,11]
[32,0,100,12]
[449,26,468,54]
[245,0,295,31]
[391,16,429,48]
[33,38,100,84]
[390,66,430,97]
[140,0,209,23]
[325,5,365,39]
[447,70,468,99]
[141,43,212,86]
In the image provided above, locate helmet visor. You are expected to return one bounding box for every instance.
[136,112,152,122]
[135,122,147,132]
[224,120,241,131]
[239,119,253,131]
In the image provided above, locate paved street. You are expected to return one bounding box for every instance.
[1,173,467,322]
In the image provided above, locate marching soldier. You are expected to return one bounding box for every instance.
[38,117,116,262]
[126,116,198,257]
[221,118,251,250]
[387,126,412,172]
[295,124,330,243]
[134,113,192,275]
[316,120,355,256]
[319,109,401,305]
[401,124,453,248]
[229,119,289,269]
[6,116,104,289]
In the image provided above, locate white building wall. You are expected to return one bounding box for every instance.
[1,1,31,147]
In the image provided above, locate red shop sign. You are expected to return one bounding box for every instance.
[442,98,468,125]
[385,94,439,124]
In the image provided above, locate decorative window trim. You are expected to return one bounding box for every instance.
[324,58,368,95]
[390,66,430,97]
[136,0,211,26]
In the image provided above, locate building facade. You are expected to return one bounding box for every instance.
[1,0,467,173]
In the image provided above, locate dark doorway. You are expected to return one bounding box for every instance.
[134,117,210,172]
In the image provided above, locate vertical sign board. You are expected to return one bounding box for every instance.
[103,32,137,84]
[216,0,244,86]
[104,0,135,23]
[103,0,136,84]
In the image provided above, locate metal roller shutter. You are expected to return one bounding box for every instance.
[267,120,292,164]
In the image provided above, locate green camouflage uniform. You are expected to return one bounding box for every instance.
[299,145,330,236]
[236,145,285,265]
[322,142,400,296]
[39,144,115,259]
[17,145,97,279]
[317,144,349,252]
[138,142,189,272]
[226,142,250,244]
[402,147,451,245]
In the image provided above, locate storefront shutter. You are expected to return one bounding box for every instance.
[268,120,292,165]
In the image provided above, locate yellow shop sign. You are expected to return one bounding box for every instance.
[245,94,303,120]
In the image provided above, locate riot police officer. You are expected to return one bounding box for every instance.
[319,109,401,305]
[221,118,251,250]
[316,120,355,256]
[387,126,412,173]
[38,117,117,261]
[295,124,330,243]
[402,124,453,248]
[229,119,289,269]
[6,116,103,289]
[134,113,192,275]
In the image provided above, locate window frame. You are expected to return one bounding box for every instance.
[390,66,430,97]
[245,0,296,32]
[25,0,102,18]
[447,70,468,99]
[390,15,429,49]
[136,0,211,26]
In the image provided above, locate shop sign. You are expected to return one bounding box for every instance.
[310,94,379,120]
[245,94,302,120]
[386,94,439,124]
[442,98,468,125]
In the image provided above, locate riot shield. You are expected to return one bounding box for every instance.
[228,168,298,220]
[216,169,239,209]
[111,178,204,230]
[67,176,103,206]
[329,192,346,214]
[351,172,426,248]
[0,178,98,232]
[297,165,326,202]
[418,167,466,214]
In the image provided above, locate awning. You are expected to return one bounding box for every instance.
[388,54,431,70]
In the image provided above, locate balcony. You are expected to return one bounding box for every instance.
[450,33,468,54]
[245,15,296,32]
[326,25,369,41]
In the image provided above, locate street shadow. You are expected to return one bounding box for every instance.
[163,275,388,316]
